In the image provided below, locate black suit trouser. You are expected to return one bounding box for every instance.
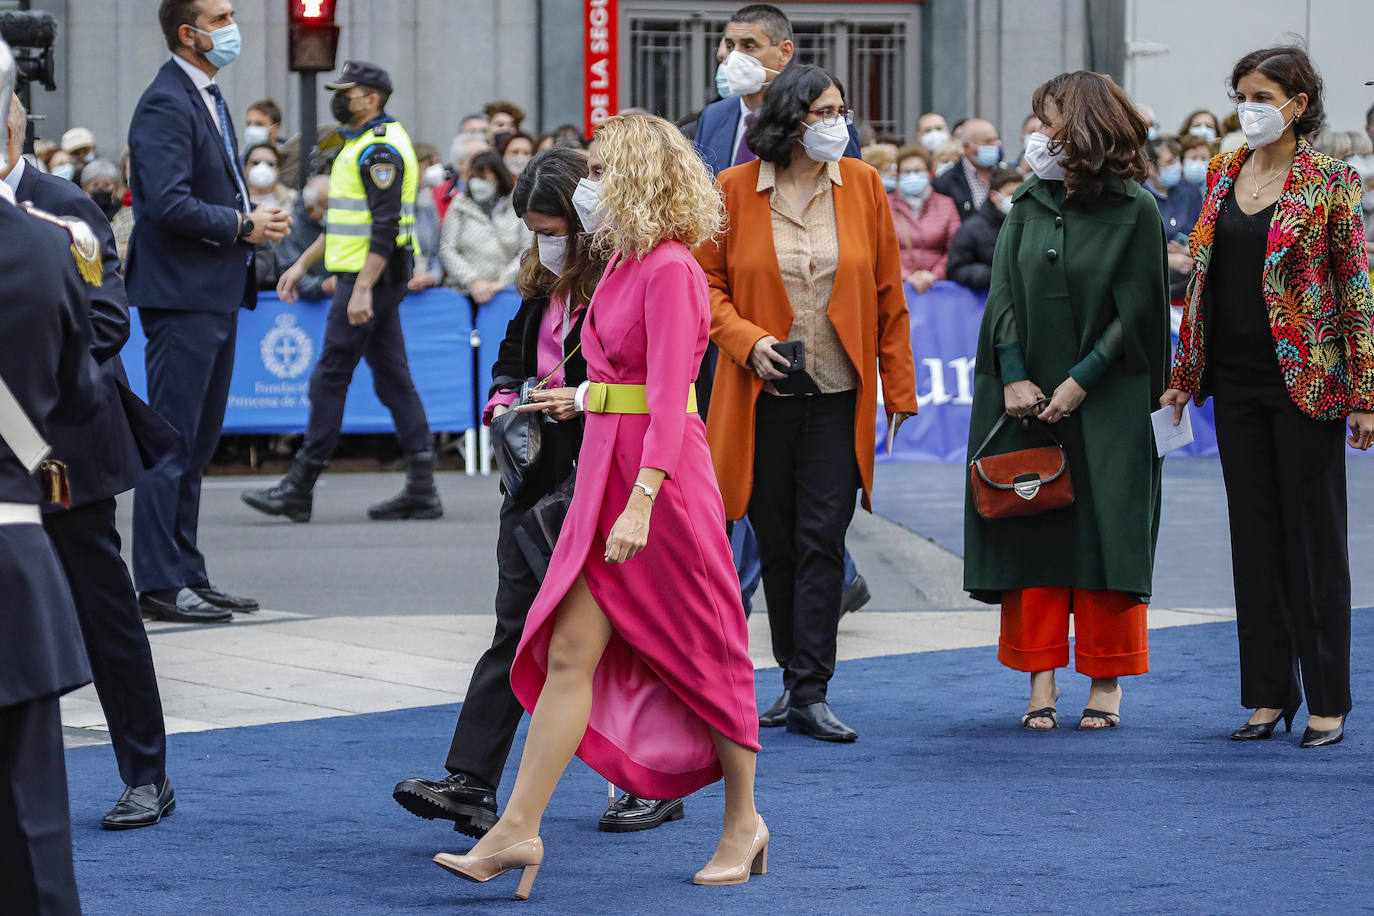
[44,499,167,789]
[443,493,540,787]
[1213,378,1351,717]
[749,392,860,706]
[300,276,431,463]
[133,308,237,593]
[0,695,82,916]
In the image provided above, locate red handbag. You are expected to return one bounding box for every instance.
[968,405,1075,520]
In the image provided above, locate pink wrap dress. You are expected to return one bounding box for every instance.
[510,240,760,801]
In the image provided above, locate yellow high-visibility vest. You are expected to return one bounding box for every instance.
[324,119,420,273]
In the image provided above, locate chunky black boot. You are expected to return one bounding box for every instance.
[240,456,325,522]
[367,450,444,520]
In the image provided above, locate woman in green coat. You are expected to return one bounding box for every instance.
[963,71,1170,731]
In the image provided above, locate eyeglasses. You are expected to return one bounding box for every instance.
[808,106,853,128]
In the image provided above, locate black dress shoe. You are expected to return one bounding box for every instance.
[393,773,498,839]
[139,588,232,623]
[190,581,260,612]
[759,690,791,728]
[103,779,175,830]
[786,701,858,742]
[598,793,685,833]
[840,574,872,615]
[1301,719,1346,748]
[1230,704,1299,741]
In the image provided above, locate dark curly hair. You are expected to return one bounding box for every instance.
[511,148,609,309]
[746,64,846,168]
[1031,71,1148,202]
[1228,45,1325,139]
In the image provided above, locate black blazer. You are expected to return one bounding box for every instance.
[945,198,1006,290]
[125,59,256,313]
[931,160,978,221]
[16,165,161,508]
[490,295,588,503]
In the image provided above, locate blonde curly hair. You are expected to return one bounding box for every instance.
[590,114,725,259]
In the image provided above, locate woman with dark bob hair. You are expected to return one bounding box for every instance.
[697,64,918,742]
[1163,47,1374,748]
[963,71,1170,732]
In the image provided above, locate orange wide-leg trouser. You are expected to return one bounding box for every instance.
[999,587,1149,677]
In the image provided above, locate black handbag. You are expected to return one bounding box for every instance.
[512,469,577,580]
[490,344,581,499]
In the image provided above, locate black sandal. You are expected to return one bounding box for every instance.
[1021,707,1058,730]
[1078,708,1120,729]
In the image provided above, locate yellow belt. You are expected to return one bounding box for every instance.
[584,382,698,415]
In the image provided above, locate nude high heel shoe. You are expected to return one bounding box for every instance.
[693,816,769,886]
[433,837,543,900]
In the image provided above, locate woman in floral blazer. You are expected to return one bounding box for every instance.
[1162,46,1374,749]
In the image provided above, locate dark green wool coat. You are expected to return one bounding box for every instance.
[963,175,1171,604]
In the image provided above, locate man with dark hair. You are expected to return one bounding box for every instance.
[130,0,290,623]
[244,60,441,523]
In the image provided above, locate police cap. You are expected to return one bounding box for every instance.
[325,61,393,94]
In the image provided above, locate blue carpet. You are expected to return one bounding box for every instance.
[68,612,1374,915]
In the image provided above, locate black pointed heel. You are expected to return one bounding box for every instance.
[1300,715,1346,749]
[1230,704,1299,741]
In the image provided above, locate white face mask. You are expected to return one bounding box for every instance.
[801,119,850,163]
[422,163,446,188]
[996,193,1014,216]
[1236,97,1297,150]
[722,50,779,97]
[572,178,605,234]
[1188,124,1218,145]
[468,177,496,203]
[243,125,271,149]
[538,234,569,275]
[1023,131,1066,181]
[920,129,949,152]
[247,162,277,189]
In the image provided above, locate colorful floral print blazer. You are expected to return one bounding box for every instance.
[1170,141,1374,419]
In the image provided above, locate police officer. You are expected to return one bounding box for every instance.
[244,61,441,522]
[0,40,102,912]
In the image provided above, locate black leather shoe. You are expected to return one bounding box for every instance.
[840,574,872,615]
[1301,719,1346,748]
[598,794,685,833]
[139,588,232,623]
[102,779,175,830]
[786,701,858,742]
[759,690,791,727]
[368,451,443,520]
[190,581,259,613]
[393,773,498,838]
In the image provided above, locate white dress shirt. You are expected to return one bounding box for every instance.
[2,155,25,196]
[172,54,223,132]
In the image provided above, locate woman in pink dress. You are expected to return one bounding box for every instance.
[432,114,766,899]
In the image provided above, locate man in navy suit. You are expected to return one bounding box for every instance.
[5,92,177,830]
[127,0,290,623]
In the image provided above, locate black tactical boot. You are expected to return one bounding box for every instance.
[240,456,325,522]
[367,450,443,520]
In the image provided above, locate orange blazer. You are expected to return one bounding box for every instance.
[695,157,919,521]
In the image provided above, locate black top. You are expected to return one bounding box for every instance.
[1207,190,1279,385]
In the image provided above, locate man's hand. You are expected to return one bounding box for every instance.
[277,262,305,303]
[408,270,438,292]
[906,270,937,294]
[469,279,502,305]
[748,335,789,380]
[347,283,374,326]
[245,204,292,244]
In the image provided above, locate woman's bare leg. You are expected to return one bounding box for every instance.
[465,574,612,856]
[703,730,760,868]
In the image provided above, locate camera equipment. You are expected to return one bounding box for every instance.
[0,11,57,93]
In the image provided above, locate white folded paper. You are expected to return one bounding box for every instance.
[1151,403,1194,457]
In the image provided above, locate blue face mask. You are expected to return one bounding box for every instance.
[715,63,736,102]
[881,173,898,193]
[193,23,242,69]
[899,172,930,198]
[974,144,1001,168]
[1183,159,1208,185]
[1157,163,1182,189]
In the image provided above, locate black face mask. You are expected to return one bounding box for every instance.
[90,189,120,218]
[331,92,355,125]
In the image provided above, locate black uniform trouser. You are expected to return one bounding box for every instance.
[0,695,81,916]
[1213,378,1352,717]
[444,494,542,787]
[300,275,431,464]
[45,499,167,789]
[749,392,861,706]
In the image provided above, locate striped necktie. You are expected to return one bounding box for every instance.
[205,83,249,213]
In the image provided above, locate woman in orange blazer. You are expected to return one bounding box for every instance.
[696,64,918,743]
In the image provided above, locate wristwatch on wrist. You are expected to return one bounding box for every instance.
[237,213,255,239]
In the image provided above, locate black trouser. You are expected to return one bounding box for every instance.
[444,494,542,787]
[45,499,167,789]
[749,392,861,706]
[300,275,431,464]
[0,695,81,916]
[1213,378,1351,717]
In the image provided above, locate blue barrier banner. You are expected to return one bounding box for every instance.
[120,289,478,434]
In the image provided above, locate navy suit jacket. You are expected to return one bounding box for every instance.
[125,59,256,313]
[692,95,863,177]
[15,165,159,507]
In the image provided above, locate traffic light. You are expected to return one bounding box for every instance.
[287,0,340,73]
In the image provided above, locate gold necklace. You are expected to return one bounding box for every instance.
[1249,157,1291,199]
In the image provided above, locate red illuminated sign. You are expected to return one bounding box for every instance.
[584,0,618,139]
[289,0,336,23]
